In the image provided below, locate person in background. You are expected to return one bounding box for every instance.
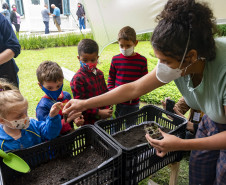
[76,3,85,30]
[41,4,51,34]
[0,3,11,24]
[0,79,62,152]
[70,39,113,126]
[107,26,148,127]
[0,13,20,87]
[10,4,21,36]
[51,4,61,32]
[36,61,83,134]
[63,0,226,184]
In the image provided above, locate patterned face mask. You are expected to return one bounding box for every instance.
[1,117,30,129]
[80,61,97,72]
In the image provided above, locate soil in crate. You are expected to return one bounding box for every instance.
[112,123,171,148]
[7,146,108,185]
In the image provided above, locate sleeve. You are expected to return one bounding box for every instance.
[141,57,148,76]
[34,115,62,140]
[36,105,50,121]
[53,9,56,16]
[82,6,85,15]
[70,74,86,99]
[222,67,226,106]
[107,59,116,91]
[70,74,99,116]
[36,99,52,121]
[1,15,21,58]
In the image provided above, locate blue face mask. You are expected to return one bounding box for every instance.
[42,84,63,100]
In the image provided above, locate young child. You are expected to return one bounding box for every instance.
[70,39,113,125]
[0,79,62,151]
[36,61,83,134]
[108,26,148,123]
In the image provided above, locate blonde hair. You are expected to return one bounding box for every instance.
[0,79,27,118]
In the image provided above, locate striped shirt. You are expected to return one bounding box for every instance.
[107,53,148,105]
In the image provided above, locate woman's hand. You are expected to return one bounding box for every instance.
[63,99,86,121]
[145,129,183,157]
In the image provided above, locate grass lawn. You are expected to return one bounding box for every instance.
[16,41,189,184]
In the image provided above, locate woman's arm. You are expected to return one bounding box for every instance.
[146,105,226,157]
[0,49,15,65]
[0,16,20,65]
[85,68,163,108]
[63,68,165,115]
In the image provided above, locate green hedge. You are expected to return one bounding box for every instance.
[216,24,226,37]
[18,24,226,50]
[19,33,93,50]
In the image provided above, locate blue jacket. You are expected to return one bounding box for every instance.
[0,115,62,152]
[36,91,71,121]
[0,13,20,87]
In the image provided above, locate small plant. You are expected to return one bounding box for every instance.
[144,123,162,139]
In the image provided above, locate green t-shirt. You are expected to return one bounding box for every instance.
[174,37,226,124]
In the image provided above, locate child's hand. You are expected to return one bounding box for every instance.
[49,102,63,118]
[66,111,82,123]
[161,97,171,110]
[74,115,84,127]
[98,109,113,119]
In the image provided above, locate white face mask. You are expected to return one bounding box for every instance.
[120,46,134,56]
[156,29,191,83]
[156,61,184,83]
[1,117,30,129]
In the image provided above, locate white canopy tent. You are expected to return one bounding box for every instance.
[81,0,226,54]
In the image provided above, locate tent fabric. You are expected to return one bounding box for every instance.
[81,0,226,54]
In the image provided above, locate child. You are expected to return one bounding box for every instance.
[0,79,62,151]
[70,39,113,125]
[162,97,204,139]
[36,61,83,134]
[108,26,148,123]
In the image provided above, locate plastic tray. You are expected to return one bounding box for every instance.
[95,105,187,185]
[0,125,122,185]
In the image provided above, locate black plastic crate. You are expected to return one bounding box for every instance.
[0,125,122,185]
[95,105,187,185]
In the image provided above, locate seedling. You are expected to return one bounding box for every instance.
[144,123,162,139]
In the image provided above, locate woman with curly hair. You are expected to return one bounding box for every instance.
[63,1,226,184]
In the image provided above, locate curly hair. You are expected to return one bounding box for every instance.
[151,0,217,61]
[78,39,99,56]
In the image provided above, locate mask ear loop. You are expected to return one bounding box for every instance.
[178,29,191,69]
